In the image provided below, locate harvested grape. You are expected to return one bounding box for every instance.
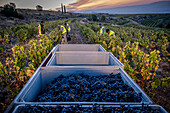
[17,104,162,113]
[36,73,142,102]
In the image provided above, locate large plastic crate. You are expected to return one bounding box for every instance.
[46,52,124,69]
[55,52,110,65]
[14,68,152,105]
[12,104,168,113]
[54,44,106,52]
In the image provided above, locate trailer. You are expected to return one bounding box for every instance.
[5,44,167,113]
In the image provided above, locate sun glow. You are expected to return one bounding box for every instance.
[65,0,166,11]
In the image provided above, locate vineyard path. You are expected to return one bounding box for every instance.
[69,21,88,44]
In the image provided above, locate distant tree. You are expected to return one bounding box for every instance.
[157,23,164,28]
[64,5,66,13]
[61,3,63,14]
[1,2,24,19]
[36,5,43,11]
[101,15,106,21]
[91,14,97,21]
[4,3,15,11]
[120,17,123,19]
[10,2,16,9]
[166,23,170,29]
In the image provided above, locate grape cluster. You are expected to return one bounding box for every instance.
[36,73,142,102]
[17,104,162,113]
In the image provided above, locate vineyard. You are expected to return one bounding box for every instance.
[0,19,74,112]
[140,15,170,28]
[76,20,170,111]
[0,17,170,112]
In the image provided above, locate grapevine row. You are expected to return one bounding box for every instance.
[0,19,74,112]
[76,21,169,94]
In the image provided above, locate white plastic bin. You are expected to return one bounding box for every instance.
[14,68,152,105]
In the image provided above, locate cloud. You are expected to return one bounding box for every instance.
[0,0,168,10]
[66,0,93,11]
[65,0,168,11]
[0,0,76,9]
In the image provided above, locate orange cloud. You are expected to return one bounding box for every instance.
[66,0,167,11]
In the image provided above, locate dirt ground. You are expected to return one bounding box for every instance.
[153,85,170,112]
[69,21,88,44]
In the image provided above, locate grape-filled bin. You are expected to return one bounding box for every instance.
[12,104,168,113]
[14,67,152,105]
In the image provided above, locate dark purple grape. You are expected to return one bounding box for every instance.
[17,104,162,113]
[36,73,142,102]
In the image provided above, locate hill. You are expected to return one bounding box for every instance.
[0,8,87,28]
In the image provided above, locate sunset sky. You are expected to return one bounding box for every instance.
[0,0,169,11]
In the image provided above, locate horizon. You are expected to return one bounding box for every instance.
[0,0,169,11]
